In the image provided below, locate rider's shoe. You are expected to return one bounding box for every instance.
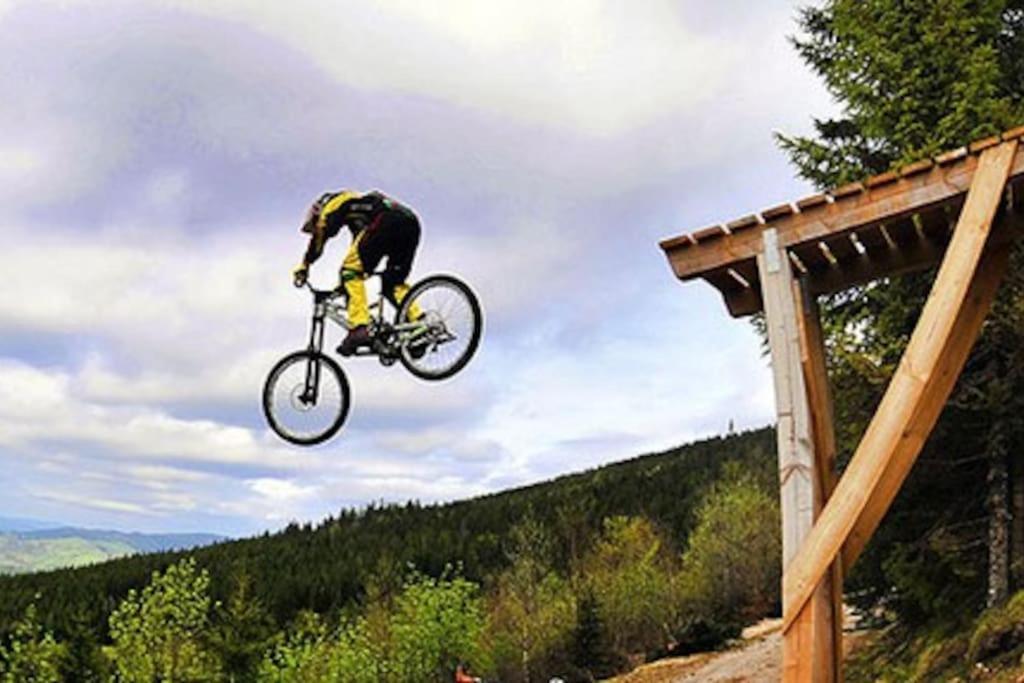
[338,326,371,356]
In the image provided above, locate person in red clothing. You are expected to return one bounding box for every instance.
[454,663,479,683]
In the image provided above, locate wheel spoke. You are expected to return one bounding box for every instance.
[398,277,481,380]
[265,353,349,444]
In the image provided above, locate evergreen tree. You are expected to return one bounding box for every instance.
[63,606,111,682]
[779,0,1024,621]
[571,588,611,681]
[211,571,276,681]
[0,429,776,641]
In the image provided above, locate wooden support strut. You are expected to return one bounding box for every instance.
[781,140,1019,633]
[795,286,844,682]
[758,229,838,682]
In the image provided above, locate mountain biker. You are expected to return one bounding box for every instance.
[293,189,421,356]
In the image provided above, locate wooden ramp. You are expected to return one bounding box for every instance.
[659,129,1024,682]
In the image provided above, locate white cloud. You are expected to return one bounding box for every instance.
[247,477,318,502]
[0,359,305,469]
[374,427,504,461]
[168,0,729,136]
[32,489,154,516]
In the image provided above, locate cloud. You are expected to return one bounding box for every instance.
[164,0,730,136]
[0,359,304,470]
[247,478,318,503]
[31,489,154,516]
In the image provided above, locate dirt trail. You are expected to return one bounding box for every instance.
[608,618,870,683]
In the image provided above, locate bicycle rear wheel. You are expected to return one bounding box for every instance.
[395,274,482,381]
[263,350,351,445]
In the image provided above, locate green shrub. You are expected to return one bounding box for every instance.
[677,469,781,639]
[260,572,487,683]
[258,611,335,683]
[107,558,221,682]
[0,603,66,683]
[581,516,677,658]
[968,589,1024,664]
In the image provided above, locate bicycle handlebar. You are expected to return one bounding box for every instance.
[303,281,343,300]
[297,270,389,298]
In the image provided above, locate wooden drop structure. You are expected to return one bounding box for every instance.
[659,128,1024,681]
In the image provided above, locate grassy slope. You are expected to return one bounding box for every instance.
[0,530,224,575]
[848,590,1024,682]
[0,534,137,574]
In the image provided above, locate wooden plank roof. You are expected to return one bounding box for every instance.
[660,126,1024,317]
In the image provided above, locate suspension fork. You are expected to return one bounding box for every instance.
[303,306,327,403]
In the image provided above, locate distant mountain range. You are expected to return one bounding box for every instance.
[0,518,223,574]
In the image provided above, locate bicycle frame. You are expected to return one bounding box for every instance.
[303,275,433,360]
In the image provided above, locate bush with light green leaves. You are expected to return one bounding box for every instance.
[0,603,65,683]
[107,557,221,682]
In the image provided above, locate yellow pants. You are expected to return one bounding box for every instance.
[341,239,419,326]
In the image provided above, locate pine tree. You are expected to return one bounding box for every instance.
[571,588,610,681]
[63,605,110,682]
[211,570,275,681]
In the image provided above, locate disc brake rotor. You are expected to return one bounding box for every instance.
[289,384,314,412]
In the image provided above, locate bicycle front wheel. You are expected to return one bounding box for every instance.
[395,274,483,381]
[263,350,351,445]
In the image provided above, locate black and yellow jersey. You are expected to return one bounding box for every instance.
[319,190,413,239]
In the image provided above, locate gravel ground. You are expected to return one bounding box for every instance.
[608,616,871,683]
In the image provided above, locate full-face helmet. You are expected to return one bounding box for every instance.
[300,191,338,233]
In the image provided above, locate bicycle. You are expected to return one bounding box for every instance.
[262,272,483,445]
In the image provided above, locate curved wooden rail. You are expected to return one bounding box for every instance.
[782,140,1018,633]
[841,244,1011,572]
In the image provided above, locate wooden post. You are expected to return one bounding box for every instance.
[758,229,836,682]
[795,284,844,681]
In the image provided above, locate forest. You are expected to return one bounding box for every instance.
[0,428,783,681]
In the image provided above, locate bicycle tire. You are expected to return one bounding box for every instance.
[263,350,351,445]
[394,274,483,381]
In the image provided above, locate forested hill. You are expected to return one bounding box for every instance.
[0,426,775,640]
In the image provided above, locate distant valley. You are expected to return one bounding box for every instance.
[0,518,223,574]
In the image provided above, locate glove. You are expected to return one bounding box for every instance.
[292,263,308,287]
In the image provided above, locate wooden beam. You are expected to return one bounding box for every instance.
[781,140,1018,633]
[661,145,1024,281]
[758,229,834,682]
[805,234,946,295]
[796,285,844,682]
[841,240,1011,572]
[717,218,1021,317]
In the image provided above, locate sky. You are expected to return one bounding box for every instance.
[0,0,836,536]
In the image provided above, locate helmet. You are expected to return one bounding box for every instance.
[300,191,338,233]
